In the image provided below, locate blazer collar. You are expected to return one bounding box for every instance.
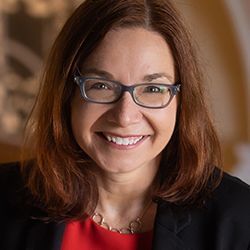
[152,201,192,250]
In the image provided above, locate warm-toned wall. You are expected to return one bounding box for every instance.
[0,0,82,163]
[0,142,20,163]
[0,0,249,182]
[177,0,250,183]
[177,1,249,173]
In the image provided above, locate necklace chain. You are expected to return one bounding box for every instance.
[92,200,152,234]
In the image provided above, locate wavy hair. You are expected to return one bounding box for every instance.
[21,0,222,221]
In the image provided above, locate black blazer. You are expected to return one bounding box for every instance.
[1,162,250,250]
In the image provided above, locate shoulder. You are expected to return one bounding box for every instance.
[0,162,66,250]
[216,171,250,195]
[0,161,22,180]
[0,161,25,216]
[0,160,39,218]
[189,171,250,228]
[154,171,250,249]
[155,173,250,250]
[192,171,250,248]
[204,171,250,237]
[0,161,22,198]
[0,161,21,175]
[209,171,250,215]
[198,172,250,247]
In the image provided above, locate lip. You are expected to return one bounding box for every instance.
[102,132,145,138]
[96,132,148,149]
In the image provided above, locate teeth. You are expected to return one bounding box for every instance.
[116,137,122,145]
[103,134,143,145]
[134,138,140,144]
[123,138,129,146]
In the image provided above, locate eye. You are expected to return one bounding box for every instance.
[90,82,111,90]
[144,85,166,93]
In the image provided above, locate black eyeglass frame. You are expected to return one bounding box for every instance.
[74,76,181,109]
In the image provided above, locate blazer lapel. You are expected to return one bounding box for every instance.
[27,220,66,250]
[152,202,191,250]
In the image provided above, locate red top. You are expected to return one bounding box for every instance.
[61,218,153,250]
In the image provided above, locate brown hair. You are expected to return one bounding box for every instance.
[21,0,222,221]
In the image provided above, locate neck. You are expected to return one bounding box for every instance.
[91,161,160,233]
[95,161,159,207]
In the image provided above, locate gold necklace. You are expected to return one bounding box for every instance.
[92,200,152,234]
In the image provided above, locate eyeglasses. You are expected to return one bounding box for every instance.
[74,76,181,109]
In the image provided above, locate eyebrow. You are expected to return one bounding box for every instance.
[81,68,174,82]
[143,73,174,82]
[81,68,114,79]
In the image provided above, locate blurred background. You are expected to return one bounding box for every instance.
[0,0,249,183]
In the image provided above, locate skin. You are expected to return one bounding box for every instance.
[71,27,178,232]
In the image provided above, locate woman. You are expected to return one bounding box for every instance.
[1,0,250,249]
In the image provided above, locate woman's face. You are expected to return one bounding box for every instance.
[71,27,178,174]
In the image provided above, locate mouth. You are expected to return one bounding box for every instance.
[101,132,145,146]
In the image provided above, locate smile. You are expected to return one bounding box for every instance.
[102,133,144,146]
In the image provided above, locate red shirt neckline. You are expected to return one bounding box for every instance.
[61,217,153,250]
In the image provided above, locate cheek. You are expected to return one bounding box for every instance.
[153,101,177,142]
[71,94,108,146]
[71,95,92,143]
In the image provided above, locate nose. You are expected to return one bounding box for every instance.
[106,92,143,128]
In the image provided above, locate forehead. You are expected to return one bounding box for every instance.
[81,27,175,82]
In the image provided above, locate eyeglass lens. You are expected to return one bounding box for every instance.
[83,78,172,108]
